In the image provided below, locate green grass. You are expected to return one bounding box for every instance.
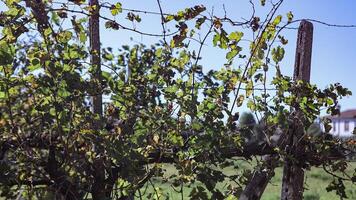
[1,161,355,199]
[262,165,355,200]
[137,161,356,200]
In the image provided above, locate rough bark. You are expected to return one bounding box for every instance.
[45,146,82,200]
[88,0,106,199]
[239,155,279,200]
[89,0,103,116]
[239,127,291,200]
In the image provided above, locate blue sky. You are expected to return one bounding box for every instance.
[98,0,356,112]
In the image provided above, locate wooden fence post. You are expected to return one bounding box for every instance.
[89,0,103,116]
[280,20,313,200]
[88,1,106,199]
[240,20,313,200]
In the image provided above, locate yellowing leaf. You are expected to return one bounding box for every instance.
[110,2,122,16]
[236,95,244,107]
[272,46,285,63]
[287,11,294,23]
[245,81,253,97]
[153,134,160,144]
[273,15,282,26]
[228,31,243,41]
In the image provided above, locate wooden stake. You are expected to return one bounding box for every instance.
[89,1,106,199]
[280,20,313,200]
[89,0,102,116]
[240,20,313,200]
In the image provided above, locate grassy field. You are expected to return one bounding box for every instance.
[138,160,356,200]
[1,161,354,199]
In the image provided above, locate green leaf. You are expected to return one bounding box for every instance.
[31,58,40,66]
[103,53,114,61]
[110,2,122,16]
[189,186,209,199]
[168,132,184,146]
[164,85,178,94]
[213,33,220,47]
[0,91,5,99]
[226,49,238,61]
[49,108,56,116]
[207,101,215,110]
[272,46,285,63]
[326,98,333,106]
[58,88,70,98]
[79,32,87,43]
[58,31,73,43]
[228,31,243,41]
[192,121,203,131]
[0,42,14,65]
[245,81,253,97]
[247,100,256,110]
[102,71,111,80]
[155,48,163,57]
[219,29,229,49]
[164,15,174,22]
[273,15,282,26]
[28,58,41,72]
[195,17,206,29]
[226,194,238,200]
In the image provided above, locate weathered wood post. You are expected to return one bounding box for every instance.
[239,20,313,200]
[89,0,106,199]
[280,20,313,200]
[89,0,103,116]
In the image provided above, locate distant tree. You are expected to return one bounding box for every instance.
[239,112,271,146]
[307,122,323,137]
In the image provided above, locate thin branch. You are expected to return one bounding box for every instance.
[191,19,214,121]
[48,8,179,37]
[149,179,160,199]
[220,0,255,27]
[156,0,168,45]
[230,0,284,113]
[322,164,351,181]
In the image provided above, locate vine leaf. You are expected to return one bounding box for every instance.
[110,2,123,16]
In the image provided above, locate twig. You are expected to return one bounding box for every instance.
[191,19,214,120]
[230,0,284,113]
[49,8,178,37]
[156,0,167,45]
[322,164,350,181]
